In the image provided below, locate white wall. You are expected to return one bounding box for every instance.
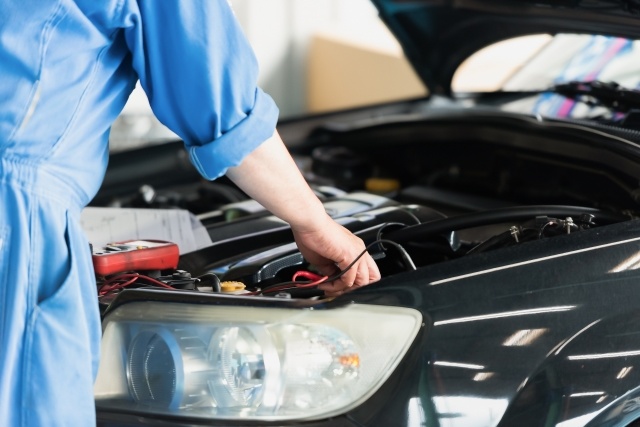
[230,0,380,116]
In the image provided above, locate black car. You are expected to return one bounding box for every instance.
[94,1,640,426]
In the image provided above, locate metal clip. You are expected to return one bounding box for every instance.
[564,217,574,234]
[510,226,520,242]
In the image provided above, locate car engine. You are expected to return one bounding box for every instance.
[93,109,636,307]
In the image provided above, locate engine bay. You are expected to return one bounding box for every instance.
[94,111,638,306]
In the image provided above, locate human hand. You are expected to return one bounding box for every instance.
[225,132,380,296]
[292,216,381,297]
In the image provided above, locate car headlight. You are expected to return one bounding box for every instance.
[94,301,422,421]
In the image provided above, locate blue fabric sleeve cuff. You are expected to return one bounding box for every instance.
[188,87,279,181]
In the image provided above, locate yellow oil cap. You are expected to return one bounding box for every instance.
[220,281,246,293]
[365,178,401,194]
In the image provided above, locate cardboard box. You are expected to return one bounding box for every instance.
[307,31,427,112]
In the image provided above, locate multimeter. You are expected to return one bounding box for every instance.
[92,240,180,276]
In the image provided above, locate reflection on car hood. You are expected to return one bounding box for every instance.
[371,0,640,95]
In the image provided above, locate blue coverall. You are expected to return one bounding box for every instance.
[0,1,279,425]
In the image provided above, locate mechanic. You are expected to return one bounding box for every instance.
[0,1,380,425]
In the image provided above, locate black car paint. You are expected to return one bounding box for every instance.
[347,219,640,426]
[98,214,640,426]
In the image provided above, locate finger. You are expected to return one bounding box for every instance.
[318,279,347,293]
[366,254,381,283]
[318,280,346,293]
[353,259,369,287]
[325,280,366,297]
[337,258,358,288]
[313,262,339,278]
[319,255,379,292]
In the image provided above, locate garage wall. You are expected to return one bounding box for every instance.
[230,0,385,116]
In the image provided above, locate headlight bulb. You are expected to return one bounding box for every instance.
[207,326,277,411]
[279,325,359,410]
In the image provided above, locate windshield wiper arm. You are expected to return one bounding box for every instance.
[550,80,640,113]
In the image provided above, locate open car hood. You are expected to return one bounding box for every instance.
[371,0,640,94]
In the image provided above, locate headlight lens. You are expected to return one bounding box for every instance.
[95,301,421,421]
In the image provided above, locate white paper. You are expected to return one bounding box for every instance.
[80,207,212,254]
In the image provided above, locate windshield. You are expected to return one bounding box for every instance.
[454,34,640,93]
[453,34,640,120]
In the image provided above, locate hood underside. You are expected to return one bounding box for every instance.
[371,0,640,94]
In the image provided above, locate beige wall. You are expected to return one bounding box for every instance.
[307,32,427,113]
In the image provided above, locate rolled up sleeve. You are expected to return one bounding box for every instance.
[122,0,279,180]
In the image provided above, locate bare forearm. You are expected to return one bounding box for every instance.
[225,130,328,230]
